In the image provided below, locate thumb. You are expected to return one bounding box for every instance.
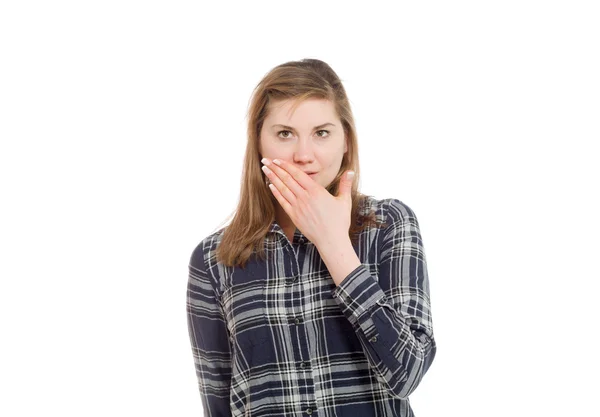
[338,170,354,199]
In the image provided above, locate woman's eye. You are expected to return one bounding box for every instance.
[277,130,330,139]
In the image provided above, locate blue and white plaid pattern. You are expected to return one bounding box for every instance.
[187,197,436,416]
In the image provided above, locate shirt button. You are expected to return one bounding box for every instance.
[306,408,313,415]
[369,336,378,343]
[300,361,309,369]
[295,317,302,324]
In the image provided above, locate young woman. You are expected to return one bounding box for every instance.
[186,58,436,417]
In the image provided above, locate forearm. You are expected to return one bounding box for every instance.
[316,237,362,287]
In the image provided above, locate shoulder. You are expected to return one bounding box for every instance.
[362,195,418,225]
[383,197,419,223]
[189,227,226,272]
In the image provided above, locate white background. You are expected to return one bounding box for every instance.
[1,1,599,416]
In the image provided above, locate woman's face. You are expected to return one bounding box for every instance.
[259,98,348,189]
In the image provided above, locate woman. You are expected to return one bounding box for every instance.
[186,58,436,416]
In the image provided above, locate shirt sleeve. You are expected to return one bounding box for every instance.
[186,243,233,417]
[331,199,436,400]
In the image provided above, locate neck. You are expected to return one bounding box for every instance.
[275,206,295,230]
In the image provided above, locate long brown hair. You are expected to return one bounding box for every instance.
[214,58,387,268]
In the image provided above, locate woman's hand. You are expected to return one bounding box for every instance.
[261,157,355,249]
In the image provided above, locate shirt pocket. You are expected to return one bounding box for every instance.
[221,278,270,351]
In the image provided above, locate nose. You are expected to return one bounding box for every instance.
[292,137,316,163]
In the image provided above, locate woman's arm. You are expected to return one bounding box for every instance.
[186,243,233,416]
[330,199,437,400]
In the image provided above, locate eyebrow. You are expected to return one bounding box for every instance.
[271,122,335,131]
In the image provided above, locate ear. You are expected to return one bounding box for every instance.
[344,136,348,153]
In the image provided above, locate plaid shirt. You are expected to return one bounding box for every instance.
[187,196,436,416]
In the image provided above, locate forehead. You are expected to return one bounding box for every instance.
[265,98,337,122]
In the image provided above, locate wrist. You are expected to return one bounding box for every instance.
[317,238,362,287]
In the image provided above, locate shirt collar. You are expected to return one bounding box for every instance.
[268,220,309,245]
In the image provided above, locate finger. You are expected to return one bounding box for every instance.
[267,182,292,214]
[262,164,296,207]
[271,159,313,196]
[263,162,300,205]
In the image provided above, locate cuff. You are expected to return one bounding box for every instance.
[331,264,387,327]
